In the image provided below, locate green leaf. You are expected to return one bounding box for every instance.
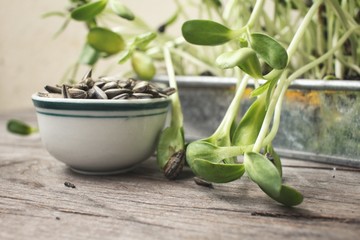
[110,0,135,20]
[216,48,263,79]
[131,51,156,80]
[157,126,184,169]
[192,159,245,183]
[250,33,288,69]
[87,27,125,54]
[261,185,303,207]
[71,0,107,21]
[182,20,234,46]
[250,79,272,97]
[186,141,222,164]
[7,120,37,135]
[79,43,101,65]
[232,94,266,146]
[244,152,282,197]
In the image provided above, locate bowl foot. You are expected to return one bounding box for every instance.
[69,165,138,175]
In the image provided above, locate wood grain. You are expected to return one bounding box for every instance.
[0,110,359,240]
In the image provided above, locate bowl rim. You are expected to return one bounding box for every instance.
[32,93,171,111]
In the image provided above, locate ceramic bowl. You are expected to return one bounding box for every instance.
[32,94,170,174]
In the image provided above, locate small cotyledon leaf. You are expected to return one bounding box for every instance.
[71,0,107,21]
[260,185,303,207]
[182,20,236,46]
[87,27,125,55]
[244,152,282,197]
[250,33,288,70]
[232,94,267,146]
[191,159,245,183]
[216,48,263,79]
[131,51,156,80]
[7,120,38,135]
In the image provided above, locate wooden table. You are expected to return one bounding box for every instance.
[1,110,359,240]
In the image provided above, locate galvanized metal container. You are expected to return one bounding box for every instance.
[155,76,360,167]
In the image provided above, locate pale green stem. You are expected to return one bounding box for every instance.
[328,0,358,65]
[260,26,360,149]
[163,46,183,129]
[288,26,360,82]
[316,7,324,57]
[247,0,266,29]
[215,145,251,160]
[212,74,250,138]
[333,21,343,78]
[252,1,324,152]
[261,82,288,146]
[252,73,287,152]
[287,0,324,62]
[326,9,335,75]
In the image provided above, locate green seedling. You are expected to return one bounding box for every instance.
[186,69,251,182]
[156,47,185,180]
[7,120,38,136]
[181,0,318,206]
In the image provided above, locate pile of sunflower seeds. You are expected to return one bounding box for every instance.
[38,70,176,100]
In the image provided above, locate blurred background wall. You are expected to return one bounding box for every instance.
[0,0,179,112]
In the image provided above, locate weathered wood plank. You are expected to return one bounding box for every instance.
[0,110,359,240]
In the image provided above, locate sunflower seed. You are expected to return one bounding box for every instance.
[132,93,153,99]
[94,81,106,88]
[69,88,87,99]
[87,87,96,99]
[105,88,132,98]
[85,78,95,88]
[159,87,176,96]
[193,177,213,188]
[163,150,185,180]
[62,85,70,98]
[73,83,89,91]
[132,81,149,93]
[45,85,62,94]
[93,85,108,99]
[81,69,92,81]
[40,70,176,100]
[101,81,118,91]
[112,93,130,99]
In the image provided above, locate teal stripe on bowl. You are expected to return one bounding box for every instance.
[36,110,168,119]
[32,95,170,111]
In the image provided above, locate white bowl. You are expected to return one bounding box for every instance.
[32,94,170,174]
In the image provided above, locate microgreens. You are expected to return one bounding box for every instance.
[181,0,359,206]
[7,0,360,206]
